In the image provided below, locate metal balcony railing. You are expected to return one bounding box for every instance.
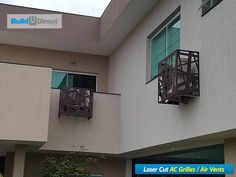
[59,87,93,119]
[158,49,200,104]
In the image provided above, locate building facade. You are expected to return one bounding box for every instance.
[0,0,236,177]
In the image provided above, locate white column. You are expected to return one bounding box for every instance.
[125,159,132,177]
[12,145,26,177]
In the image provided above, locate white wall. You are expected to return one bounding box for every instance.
[0,63,51,143]
[108,0,236,153]
[41,90,121,154]
[0,44,109,92]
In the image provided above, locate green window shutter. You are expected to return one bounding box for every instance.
[51,71,67,89]
[151,29,166,79]
[202,0,222,15]
[213,0,222,6]
[150,15,180,80]
[67,73,74,87]
[202,0,211,15]
[167,16,180,55]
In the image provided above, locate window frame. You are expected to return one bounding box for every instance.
[201,0,223,16]
[51,69,98,91]
[147,12,180,83]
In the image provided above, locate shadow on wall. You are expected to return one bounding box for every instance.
[178,97,201,120]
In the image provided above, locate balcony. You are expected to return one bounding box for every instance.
[0,63,52,144]
[158,50,200,104]
[41,89,121,154]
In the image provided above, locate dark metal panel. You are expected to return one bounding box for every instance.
[59,87,93,119]
[158,49,200,104]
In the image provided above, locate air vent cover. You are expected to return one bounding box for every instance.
[158,50,200,104]
[59,87,93,118]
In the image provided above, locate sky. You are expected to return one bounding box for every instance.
[0,0,111,17]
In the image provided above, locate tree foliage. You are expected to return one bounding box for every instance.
[40,154,97,177]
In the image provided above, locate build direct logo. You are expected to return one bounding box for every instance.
[7,14,62,29]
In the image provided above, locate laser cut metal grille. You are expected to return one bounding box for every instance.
[59,87,93,118]
[158,50,200,104]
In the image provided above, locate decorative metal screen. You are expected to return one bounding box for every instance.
[59,87,93,118]
[158,50,200,104]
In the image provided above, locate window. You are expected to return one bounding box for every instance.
[150,15,180,80]
[51,70,97,91]
[201,0,223,16]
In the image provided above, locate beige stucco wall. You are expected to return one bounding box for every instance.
[0,63,51,143]
[225,138,236,177]
[100,0,129,39]
[108,0,236,153]
[0,4,99,42]
[0,44,108,92]
[41,90,121,154]
[5,152,125,177]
